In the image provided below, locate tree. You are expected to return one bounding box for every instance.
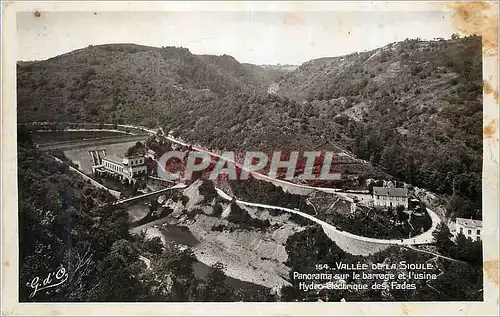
[84,195,94,209]
[87,251,147,301]
[180,195,189,205]
[368,181,375,193]
[454,233,482,265]
[213,203,223,217]
[110,239,139,262]
[18,125,33,146]
[126,141,145,156]
[205,262,232,301]
[380,145,397,175]
[433,222,454,253]
[305,91,314,102]
[17,144,160,302]
[156,247,197,280]
[145,237,164,255]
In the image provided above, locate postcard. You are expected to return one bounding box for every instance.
[2,1,499,316]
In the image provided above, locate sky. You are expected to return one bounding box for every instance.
[17,8,457,65]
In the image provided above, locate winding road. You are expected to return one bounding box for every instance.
[214,188,440,246]
[158,126,441,246]
[32,122,442,248]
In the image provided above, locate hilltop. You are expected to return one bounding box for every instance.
[17,43,286,125]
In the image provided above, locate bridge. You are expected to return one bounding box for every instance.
[112,183,187,205]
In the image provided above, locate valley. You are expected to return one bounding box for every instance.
[16,35,484,302]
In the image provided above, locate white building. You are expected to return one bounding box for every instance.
[372,187,408,209]
[94,154,147,182]
[454,217,482,241]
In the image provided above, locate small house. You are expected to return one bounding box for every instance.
[454,217,482,241]
[372,187,408,208]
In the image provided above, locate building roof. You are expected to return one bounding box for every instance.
[102,154,124,166]
[126,154,145,159]
[456,217,482,229]
[373,186,408,197]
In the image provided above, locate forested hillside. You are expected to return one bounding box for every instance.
[17,44,286,126]
[17,36,483,219]
[274,36,483,219]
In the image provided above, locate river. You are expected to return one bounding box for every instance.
[127,207,271,295]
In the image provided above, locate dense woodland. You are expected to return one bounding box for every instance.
[274,36,482,221]
[283,225,482,301]
[229,177,316,214]
[315,202,432,240]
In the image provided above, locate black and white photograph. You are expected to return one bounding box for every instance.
[2,1,499,315]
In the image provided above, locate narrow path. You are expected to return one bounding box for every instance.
[138,255,152,270]
[50,155,121,198]
[305,198,318,216]
[404,245,467,263]
[326,197,341,214]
